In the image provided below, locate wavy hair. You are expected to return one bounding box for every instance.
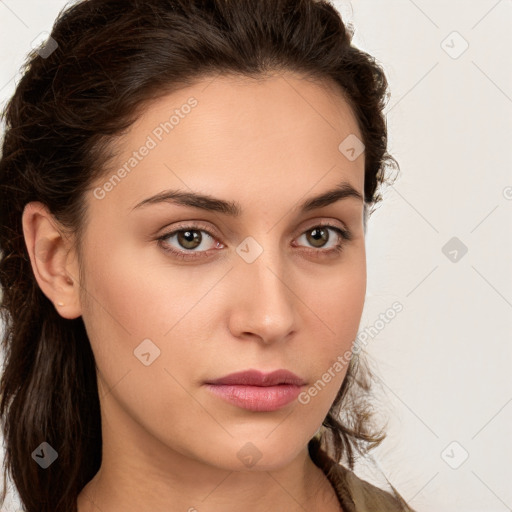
[0,0,400,510]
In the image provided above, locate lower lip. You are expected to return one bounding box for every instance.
[205,384,302,412]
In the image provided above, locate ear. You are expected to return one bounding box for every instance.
[22,201,82,319]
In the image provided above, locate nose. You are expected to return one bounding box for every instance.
[227,248,297,345]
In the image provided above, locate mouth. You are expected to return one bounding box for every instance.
[204,369,306,412]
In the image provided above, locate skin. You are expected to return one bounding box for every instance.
[22,71,366,512]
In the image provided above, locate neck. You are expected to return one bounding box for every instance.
[78,448,339,512]
[77,399,340,512]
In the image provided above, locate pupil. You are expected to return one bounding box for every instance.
[179,230,201,249]
[309,227,327,247]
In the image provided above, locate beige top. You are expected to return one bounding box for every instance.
[309,440,417,512]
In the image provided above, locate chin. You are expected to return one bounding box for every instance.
[204,435,309,472]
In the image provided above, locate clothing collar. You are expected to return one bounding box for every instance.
[308,438,416,512]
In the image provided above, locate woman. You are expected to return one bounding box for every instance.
[0,0,416,511]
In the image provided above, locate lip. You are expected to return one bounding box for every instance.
[204,369,306,412]
[205,369,306,387]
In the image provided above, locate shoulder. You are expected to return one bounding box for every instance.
[309,439,417,512]
[330,462,417,512]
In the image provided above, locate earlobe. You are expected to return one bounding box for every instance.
[21,201,82,320]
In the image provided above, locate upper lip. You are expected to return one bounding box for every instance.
[205,369,306,386]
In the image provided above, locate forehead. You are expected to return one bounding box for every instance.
[90,72,364,216]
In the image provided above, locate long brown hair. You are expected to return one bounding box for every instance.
[0,0,400,510]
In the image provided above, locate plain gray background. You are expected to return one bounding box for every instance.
[1,1,511,511]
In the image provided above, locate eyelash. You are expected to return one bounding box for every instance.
[156,221,353,261]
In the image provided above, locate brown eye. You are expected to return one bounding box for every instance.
[176,230,202,250]
[157,222,351,261]
[157,225,220,258]
[305,227,330,248]
[295,224,349,253]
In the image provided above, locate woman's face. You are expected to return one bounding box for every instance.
[75,72,366,472]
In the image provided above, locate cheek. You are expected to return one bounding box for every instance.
[308,250,367,338]
[78,243,210,439]
[298,252,366,398]
[78,235,228,397]
[327,270,366,332]
[79,233,204,337]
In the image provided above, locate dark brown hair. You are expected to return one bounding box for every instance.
[0,0,400,510]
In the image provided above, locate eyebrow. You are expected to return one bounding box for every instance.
[130,180,364,215]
